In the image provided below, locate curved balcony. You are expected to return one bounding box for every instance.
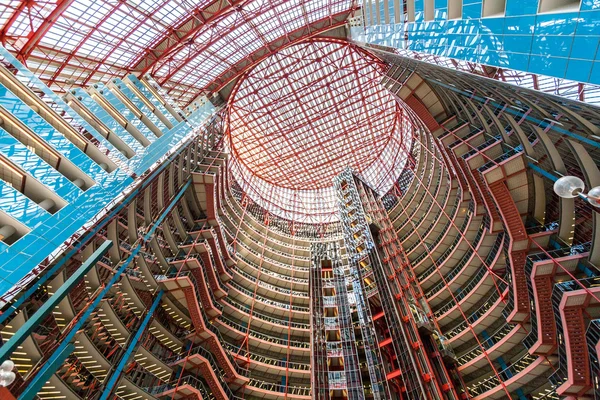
[387,135,428,219]
[398,168,455,249]
[222,296,310,335]
[415,204,477,279]
[245,378,311,399]
[389,133,436,221]
[426,228,502,301]
[216,315,310,354]
[160,341,308,400]
[467,353,552,399]
[231,235,310,276]
[149,375,211,400]
[446,126,485,149]
[432,266,506,321]
[402,185,463,253]
[227,280,310,319]
[231,264,309,304]
[445,281,510,346]
[421,215,492,294]
[394,153,444,232]
[224,342,310,378]
[234,254,309,288]
[456,323,525,375]
[219,215,312,265]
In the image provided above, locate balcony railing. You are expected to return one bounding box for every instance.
[416,202,476,279]
[223,296,310,329]
[445,278,509,339]
[228,280,309,313]
[231,250,309,284]
[232,265,308,298]
[467,352,537,397]
[403,186,462,251]
[248,378,311,396]
[147,375,212,398]
[455,322,515,365]
[425,218,496,299]
[219,315,310,349]
[224,342,310,370]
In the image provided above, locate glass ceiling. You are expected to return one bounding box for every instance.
[0,0,356,105]
[228,39,412,223]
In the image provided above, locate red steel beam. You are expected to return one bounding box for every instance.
[201,10,355,96]
[157,9,354,104]
[15,0,76,62]
[130,0,249,75]
[44,3,123,88]
[0,0,29,46]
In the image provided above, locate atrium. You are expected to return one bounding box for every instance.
[0,0,598,399]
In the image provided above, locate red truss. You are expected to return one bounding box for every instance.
[227,39,412,223]
[0,0,357,105]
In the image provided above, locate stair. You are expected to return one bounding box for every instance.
[531,275,557,354]
[488,181,530,322]
[558,307,591,396]
[472,170,502,230]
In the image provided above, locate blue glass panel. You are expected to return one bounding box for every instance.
[0,181,48,227]
[0,84,106,183]
[111,79,169,132]
[359,5,600,84]
[0,47,129,167]
[94,83,158,143]
[0,129,79,201]
[126,75,179,126]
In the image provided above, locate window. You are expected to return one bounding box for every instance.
[227,40,412,223]
[406,0,416,22]
[448,0,462,19]
[424,0,434,21]
[482,0,506,17]
[538,0,581,13]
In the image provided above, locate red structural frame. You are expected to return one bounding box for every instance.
[226,38,412,223]
[0,0,357,106]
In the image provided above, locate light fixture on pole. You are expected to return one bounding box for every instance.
[0,360,15,387]
[553,176,600,207]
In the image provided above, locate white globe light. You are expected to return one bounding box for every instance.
[1,360,14,372]
[0,370,15,387]
[587,186,600,207]
[553,176,585,198]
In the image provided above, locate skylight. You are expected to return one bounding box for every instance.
[227,39,412,223]
[1,0,356,105]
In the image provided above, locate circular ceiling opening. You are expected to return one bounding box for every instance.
[227,39,412,223]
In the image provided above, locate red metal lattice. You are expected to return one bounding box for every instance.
[227,39,412,223]
[0,0,357,105]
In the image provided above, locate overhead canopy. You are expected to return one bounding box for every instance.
[227,39,412,223]
[0,0,356,105]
